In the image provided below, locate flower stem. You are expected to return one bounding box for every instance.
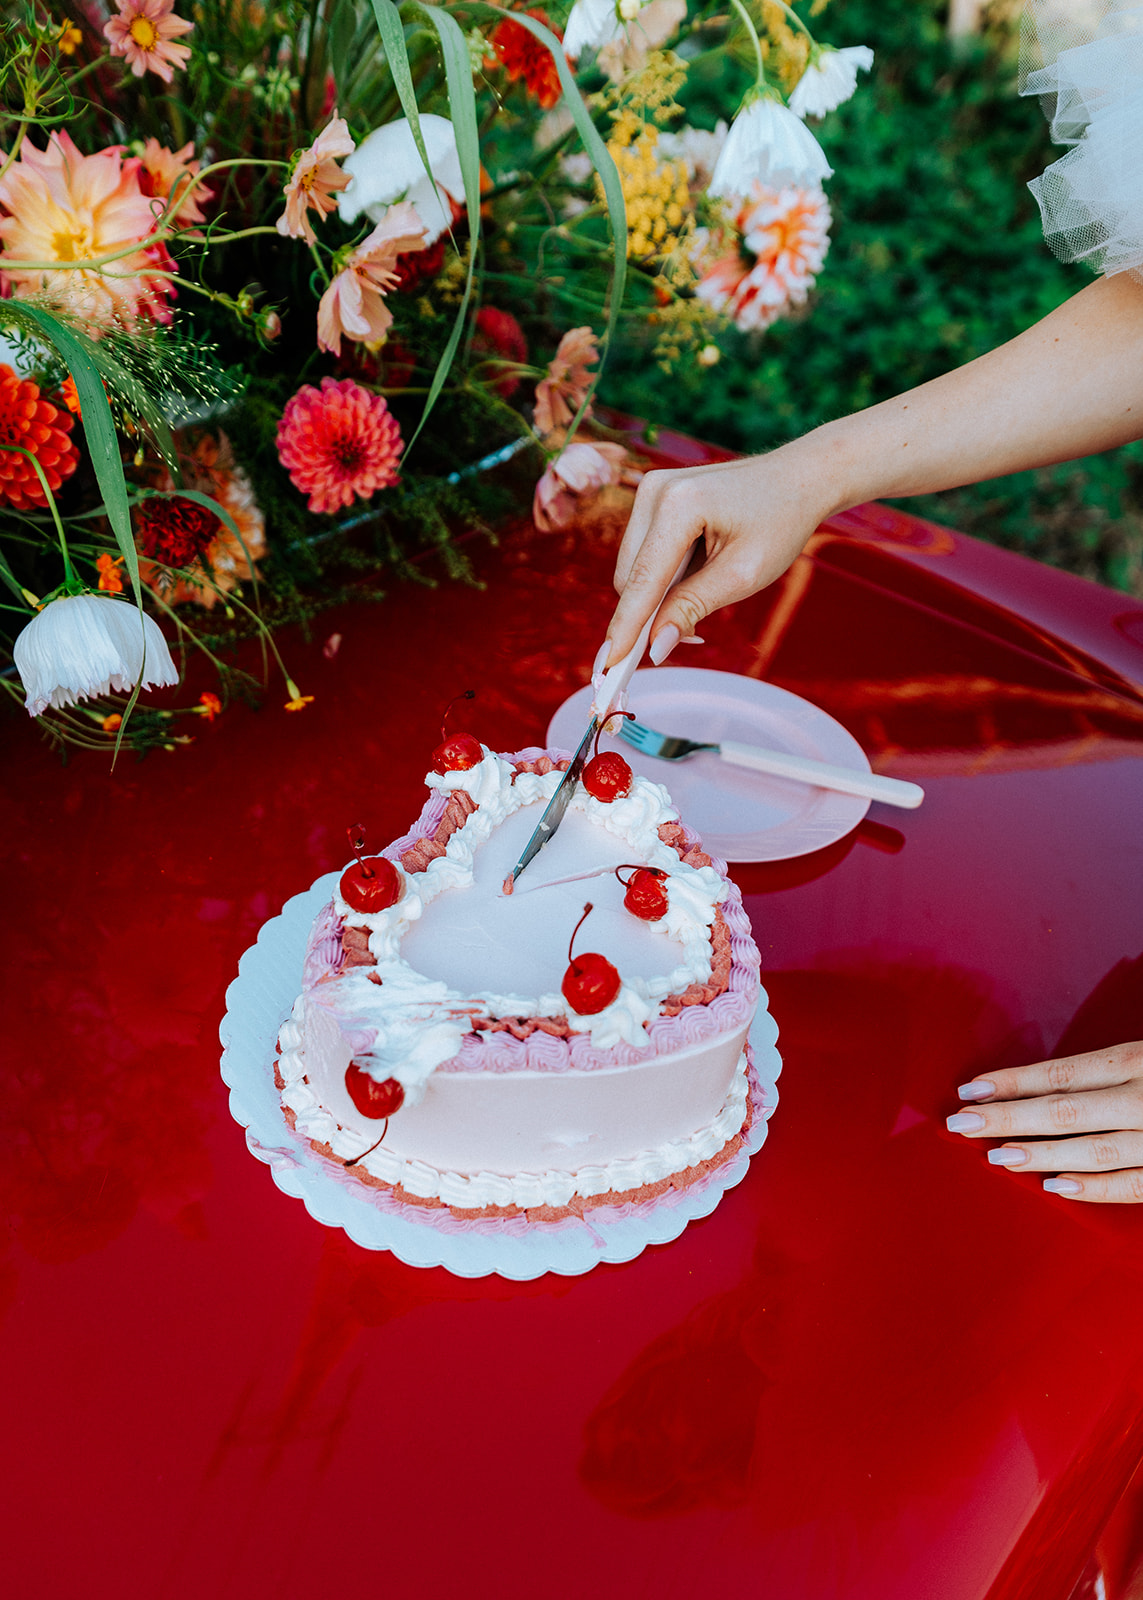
[729,0,768,89]
[769,0,816,45]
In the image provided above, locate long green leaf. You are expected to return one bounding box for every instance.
[16,303,140,601]
[368,0,436,185]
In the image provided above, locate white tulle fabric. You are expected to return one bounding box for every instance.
[1021,0,1143,277]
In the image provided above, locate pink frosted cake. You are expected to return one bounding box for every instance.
[275,744,761,1222]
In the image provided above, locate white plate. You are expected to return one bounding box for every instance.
[220,874,782,1281]
[547,668,871,863]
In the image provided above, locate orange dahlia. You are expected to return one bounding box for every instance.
[0,364,80,510]
[487,11,563,111]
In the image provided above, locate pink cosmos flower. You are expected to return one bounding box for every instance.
[316,202,427,356]
[276,114,355,247]
[533,440,635,531]
[138,138,212,230]
[0,130,173,331]
[277,378,403,515]
[695,183,831,334]
[533,326,599,436]
[103,0,193,84]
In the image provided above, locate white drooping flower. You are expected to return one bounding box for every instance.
[338,114,464,245]
[564,0,623,60]
[14,593,178,717]
[789,45,874,120]
[709,96,833,199]
[657,121,729,190]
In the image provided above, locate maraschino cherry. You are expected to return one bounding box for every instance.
[582,713,635,802]
[561,902,621,1015]
[340,824,402,913]
[344,1062,406,1120]
[615,864,669,922]
[431,689,482,773]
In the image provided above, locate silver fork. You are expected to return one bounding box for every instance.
[619,718,924,810]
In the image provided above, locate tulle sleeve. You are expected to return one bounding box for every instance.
[1020,1,1143,279]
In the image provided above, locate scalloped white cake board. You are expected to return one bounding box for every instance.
[220,872,782,1280]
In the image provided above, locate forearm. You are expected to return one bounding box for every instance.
[806,272,1143,513]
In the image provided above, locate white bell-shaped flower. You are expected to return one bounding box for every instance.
[789,45,874,120]
[708,95,833,199]
[14,593,178,718]
[564,0,623,60]
[338,114,464,245]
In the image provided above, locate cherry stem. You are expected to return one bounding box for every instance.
[593,709,635,761]
[346,823,375,879]
[440,688,476,742]
[568,901,593,966]
[345,1118,389,1167]
[614,864,666,887]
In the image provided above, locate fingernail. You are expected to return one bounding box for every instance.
[1043,1177,1082,1196]
[649,624,680,666]
[958,1080,995,1102]
[988,1146,1027,1167]
[946,1112,986,1133]
[680,634,705,645]
[592,641,611,681]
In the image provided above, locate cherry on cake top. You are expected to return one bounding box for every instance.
[582,713,635,802]
[561,901,622,1015]
[340,823,403,912]
[431,688,482,773]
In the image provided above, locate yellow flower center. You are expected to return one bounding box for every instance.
[50,222,94,262]
[129,16,160,51]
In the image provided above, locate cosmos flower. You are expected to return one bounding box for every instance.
[13,594,178,718]
[533,440,635,530]
[0,131,173,330]
[276,113,356,247]
[137,138,213,229]
[0,363,81,510]
[564,0,622,60]
[708,95,832,200]
[338,115,464,246]
[103,0,193,83]
[534,326,599,435]
[789,45,874,120]
[276,378,403,515]
[597,0,685,83]
[487,10,564,111]
[694,183,831,333]
[316,203,427,356]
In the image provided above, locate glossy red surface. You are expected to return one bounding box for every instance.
[3,425,1143,1600]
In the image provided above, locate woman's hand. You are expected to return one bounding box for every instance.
[947,1041,1143,1201]
[603,442,837,666]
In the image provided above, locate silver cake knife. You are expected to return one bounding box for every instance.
[509,545,692,888]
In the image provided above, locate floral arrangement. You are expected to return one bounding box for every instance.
[0,0,872,757]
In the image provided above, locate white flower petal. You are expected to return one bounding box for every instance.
[564,0,623,60]
[14,594,178,718]
[339,115,464,243]
[708,97,833,199]
[789,45,874,120]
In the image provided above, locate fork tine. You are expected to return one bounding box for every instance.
[618,718,653,751]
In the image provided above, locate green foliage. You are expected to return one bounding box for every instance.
[601,0,1143,593]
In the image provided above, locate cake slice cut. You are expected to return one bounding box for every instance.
[276,745,761,1221]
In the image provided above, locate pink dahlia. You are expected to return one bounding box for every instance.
[695,183,830,334]
[0,130,173,331]
[103,0,193,83]
[277,378,402,515]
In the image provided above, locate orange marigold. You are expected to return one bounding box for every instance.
[487,10,563,111]
[0,364,81,510]
[96,552,125,593]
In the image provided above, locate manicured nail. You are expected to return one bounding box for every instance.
[1043,1177,1082,1196]
[946,1112,985,1133]
[592,641,611,681]
[680,634,705,645]
[988,1146,1027,1167]
[958,1080,995,1102]
[649,623,680,665]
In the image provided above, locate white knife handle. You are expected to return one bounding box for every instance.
[719,740,925,810]
[593,551,692,721]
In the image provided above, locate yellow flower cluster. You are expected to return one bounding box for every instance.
[605,114,690,261]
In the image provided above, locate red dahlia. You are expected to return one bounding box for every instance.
[472,307,528,398]
[0,364,80,511]
[487,11,563,111]
[391,232,447,293]
[135,495,221,567]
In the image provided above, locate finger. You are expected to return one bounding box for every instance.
[985,1130,1143,1173]
[957,1041,1143,1104]
[1041,1168,1143,1203]
[605,498,706,664]
[613,469,672,592]
[945,1084,1143,1141]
